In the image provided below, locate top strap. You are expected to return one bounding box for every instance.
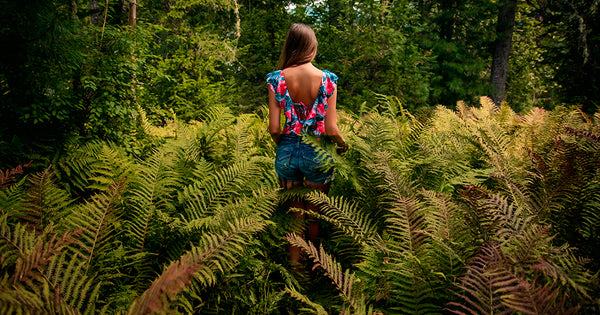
[265,70,286,102]
[322,70,338,98]
[266,69,338,102]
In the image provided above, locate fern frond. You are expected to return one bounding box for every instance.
[13,228,80,286]
[485,194,532,241]
[44,252,102,314]
[128,254,199,315]
[65,178,126,274]
[501,280,576,314]
[127,147,180,253]
[0,214,36,270]
[180,157,268,221]
[226,113,260,164]
[355,113,402,156]
[533,249,595,301]
[384,194,428,257]
[136,103,154,137]
[446,243,511,314]
[56,140,135,194]
[0,277,77,315]
[301,190,384,250]
[384,260,441,314]
[0,174,28,218]
[19,167,73,231]
[128,216,266,314]
[447,240,576,315]
[193,105,235,163]
[368,150,416,201]
[284,286,328,315]
[421,190,474,271]
[285,233,367,312]
[0,161,31,190]
[457,186,502,242]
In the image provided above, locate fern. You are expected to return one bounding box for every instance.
[226,113,260,164]
[285,233,368,313]
[0,213,100,314]
[0,161,31,190]
[384,194,428,257]
[56,140,135,194]
[284,286,328,315]
[65,178,126,275]
[286,190,385,251]
[447,243,512,314]
[128,216,266,314]
[13,227,80,286]
[180,157,270,221]
[448,242,577,315]
[382,194,442,314]
[127,146,180,253]
[0,214,37,270]
[19,167,73,231]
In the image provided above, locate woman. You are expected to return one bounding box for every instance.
[266,23,348,266]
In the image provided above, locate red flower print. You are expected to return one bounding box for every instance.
[293,121,302,134]
[317,105,326,116]
[315,121,325,134]
[277,81,287,95]
[325,78,335,96]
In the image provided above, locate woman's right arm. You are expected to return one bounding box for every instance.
[268,88,281,145]
[324,89,348,153]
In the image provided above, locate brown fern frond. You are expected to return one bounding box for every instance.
[500,280,577,315]
[285,233,366,311]
[564,126,600,145]
[129,216,266,314]
[13,228,81,286]
[446,243,512,314]
[447,241,577,315]
[0,161,31,190]
[128,254,199,315]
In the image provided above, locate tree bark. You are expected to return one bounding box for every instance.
[490,0,517,106]
[129,0,137,28]
[90,0,102,25]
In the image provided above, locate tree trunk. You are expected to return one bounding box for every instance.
[490,0,517,106]
[129,0,137,28]
[90,0,102,25]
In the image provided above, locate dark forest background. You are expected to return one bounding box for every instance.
[1,0,598,166]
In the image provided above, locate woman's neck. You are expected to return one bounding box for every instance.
[285,62,314,70]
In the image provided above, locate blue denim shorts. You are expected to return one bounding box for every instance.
[275,134,334,185]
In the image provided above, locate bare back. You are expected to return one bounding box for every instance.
[281,63,323,105]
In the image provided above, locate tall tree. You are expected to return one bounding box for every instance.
[490,0,518,105]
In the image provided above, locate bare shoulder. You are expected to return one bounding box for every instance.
[283,63,322,79]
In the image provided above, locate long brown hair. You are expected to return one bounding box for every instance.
[277,23,318,70]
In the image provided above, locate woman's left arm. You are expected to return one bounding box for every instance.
[268,88,281,144]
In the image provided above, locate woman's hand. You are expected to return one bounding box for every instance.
[336,142,349,155]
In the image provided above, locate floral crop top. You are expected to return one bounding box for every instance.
[266,70,338,137]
